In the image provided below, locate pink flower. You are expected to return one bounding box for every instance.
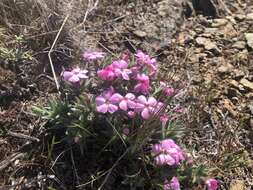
[160,114,169,125]
[173,107,185,114]
[160,81,175,97]
[112,60,128,69]
[112,60,132,80]
[82,51,105,61]
[206,179,218,190]
[135,50,150,65]
[97,65,116,81]
[127,111,136,118]
[112,93,136,111]
[134,74,150,94]
[151,139,185,166]
[135,95,158,119]
[164,177,180,190]
[95,88,119,114]
[97,60,132,81]
[63,68,88,83]
[121,52,129,62]
[135,50,157,75]
[122,128,130,135]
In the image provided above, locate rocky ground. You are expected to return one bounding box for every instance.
[0,0,253,189]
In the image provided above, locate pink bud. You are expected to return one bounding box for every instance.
[127,111,136,118]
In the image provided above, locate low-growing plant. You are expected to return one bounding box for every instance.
[0,35,33,62]
[33,50,218,190]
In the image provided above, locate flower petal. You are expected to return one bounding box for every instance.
[148,97,157,106]
[110,93,123,103]
[137,95,147,104]
[127,100,136,109]
[97,104,108,113]
[108,104,118,113]
[125,93,135,100]
[119,100,128,111]
[62,71,73,80]
[141,108,150,119]
[69,75,80,83]
[95,96,106,106]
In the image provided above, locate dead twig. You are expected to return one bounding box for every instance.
[48,0,74,92]
[7,131,40,142]
[0,153,25,171]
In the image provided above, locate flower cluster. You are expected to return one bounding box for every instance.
[97,59,132,81]
[95,50,166,119]
[60,50,218,190]
[95,87,163,120]
[151,139,185,166]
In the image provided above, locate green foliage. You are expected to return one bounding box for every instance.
[0,35,33,62]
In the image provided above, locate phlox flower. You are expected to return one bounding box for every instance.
[63,68,88,83]
[111,93,136,111]
[97,59,132,81]
[95,88,120,114]
[135,95,158,119]
[135,50,151,65]
[122,128,130,135]
[151,139,185,166]
[160,114,169,125]
[135,50,157,75]
[164,177,180,190]
[160,81,175,97]
[82,51,105,61]
[127,111,136,118]
[134,74,150,94]
[112,59,128,69]
[112,60,132,80]
[97,65,116,81]
[206,179,218,190]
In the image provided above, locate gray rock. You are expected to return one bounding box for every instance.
[133,30,147,38]
[232,41,246,50]
[245,33,253,49]
[240,78,253,91]
[250,119,253,128]
[211,18,228,27]
[246,13,253,20]
[196,37,221,54]
[217,63,233,74]
[235,14,246,21]
[233,69,245,80]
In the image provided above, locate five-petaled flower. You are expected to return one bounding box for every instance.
[95,88,120,114]
[111,93,136,111]
[160,81,175,97]
[82,51,105,61]
[135,50,157,76]
[97,65,116,81]
[112,60,132,80]
[135,95,158,119]
[63,68,88,83]
[134,74,150,94]
[206,179,218,190]
[151,139,185,166]
[164,177,180,190]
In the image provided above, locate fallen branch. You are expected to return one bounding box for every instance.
[48,0,74,92]
[0,153,25,171]
[7,131,40,142]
